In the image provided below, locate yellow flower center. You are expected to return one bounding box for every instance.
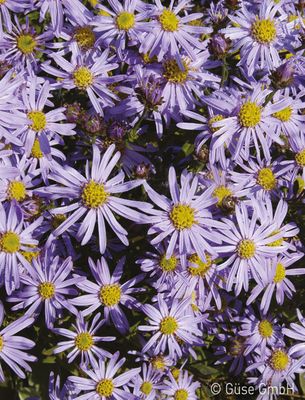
[151,355,165,370]
[163,59,189,84]
[99,10,111,17]
[81,180,109,208]
[208,115,224,133]
[273,262,286,283]
[74,332,94,351]
[7,181,26,201]
[17,34,37,54]
[295,176,305,194]
[0,232,20,253]
[99,284,121,307]
[96,379,114,397]
[257,168,277,191]
[31,138,43,158]
[140,381,153,395]
[160,316,178,335]
[20,248,39,263]
[73,67,93,89]
[258,320,273,338]
[295,149,305,167]
[0,0,6,4]
[273,107,292,122]
[159,255,177,272]
[229,337,245,357]
[170,204,195,230]
[266,230,284,247]
[213,185,232,206]
[0,336,3,352]
[237,239,256,259]
[38,282,55,300]
[251,19,277,44]
[270,349,289,371]
[116,11,135,31]
[159,9,179,32]
[74,26,95,50]
[174,389,189,400]
[171,367,180,380]
[188,253,212,277]
[239,102,261,127]
[28,111,47,132]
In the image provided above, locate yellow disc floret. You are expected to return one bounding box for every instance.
[208,115,224,133]
[0,232,20,253]
[74,332,94,351]
[295,149,305,167]
[73,67,93,89]
[0,336,3,352]
[237,239,256,259]
[266,230,283,247]
[116,12,135,31]
[38,282,55,299]
[188,253,212,277]
[74,26,95,50]
[159,9,179,32]
[96,379,114,397]
[213,185,232,205]
[82,180,109,208]
[160,255,177,272]
[151,355,165,370]
[251,19,277,44]
[99,284,121,307]
[270,349,289,371]
[239,102,261,127]
[163,59,189,84]
[174,389,189,400]
[28,111,47,132]
[273,107,292,122]
[257,168,277,191]
[273,262,286,283]
[17,34,37,54]
[7,181,26,201]
[258,320,273,338]
[31,138,43,158]
[160,316,178,335]
[140,381,153,395]
[170,204,195,230]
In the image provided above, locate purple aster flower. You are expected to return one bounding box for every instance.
[0,302,36,382]
[162,371,200,400]
[14,77,76,157]
[0,16,53,74]
[42,49,123,115]
[93,0,153,59]
[217,199,288,295]
[71,257,144,334]
[204,85,291,161]
[246,345,305,393]
[8,249,83,328]
[0,201,42,295]
[239,309,284,356]
[222,0,286,75]
[68,351,141,400]
[131,363,165,400]
[138,295,203,359]
[0,154,40,203]
[36,144,151,253]
[139,0,210,69]
[230,155,293,200]
[145,167,228,261]
[53,313,115,367]
[247,253,305,313]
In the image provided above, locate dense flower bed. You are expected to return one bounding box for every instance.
[0,0,304,399]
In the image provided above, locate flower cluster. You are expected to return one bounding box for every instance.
[0,0,305,399]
